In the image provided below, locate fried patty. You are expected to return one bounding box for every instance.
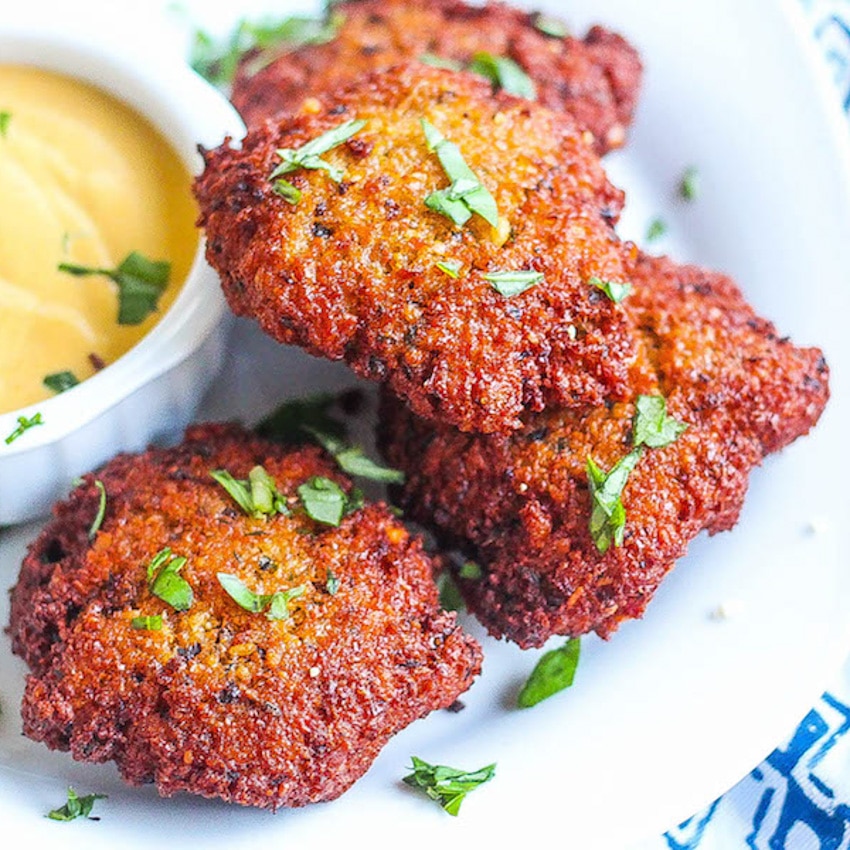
[231,0,642,157]
[379,253,830,647]
[196,63,637,435]
[9,423,481,809]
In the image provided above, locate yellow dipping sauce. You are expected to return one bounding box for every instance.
[0,65,198,414]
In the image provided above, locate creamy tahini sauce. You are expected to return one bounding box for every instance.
[0,65,198,413]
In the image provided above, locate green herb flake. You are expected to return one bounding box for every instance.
[4,412,44,445]
[47,787,107,822]
[190,13,342,87]
[217,572,305,621]
[533,13,570,38]
[146,548,193,612]
[438,572,465,612]
[436,259,462,279]
[256,393,349,444]
[210,466,290,518]
[326,569,340,595]
[131,615,163,631]
[403,757,496,816]
[421,119,499,228]
[587,448,643,554]
[59,251,170,326]
[484,269,543,297]
[646,217,667,242]
[0,111,10,138]
[632,394,688,449]
[297,476,349,526]
[679,166,700,201]
[589,275,632,304]
[88,480,107,540]
[304,427,404,484]
[458,561,482,580]
[419,53,463,71]
[468,52,536,99]
[272,178,302,205]
[517,637,581,708]
[270,119,367,193]
[43,370,80,395]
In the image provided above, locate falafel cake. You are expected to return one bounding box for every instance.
[379,253,830,647]
[196,63,638,434]
[9,423,482,809]
[232,0,642,156]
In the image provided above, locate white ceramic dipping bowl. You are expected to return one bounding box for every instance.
[0,25,245,525]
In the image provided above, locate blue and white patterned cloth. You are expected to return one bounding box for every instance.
[645,4,850,848]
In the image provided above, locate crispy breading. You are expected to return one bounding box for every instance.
[9,423,481,809]
[196,63,638,434]
[231,0,642,156]
[379,253,830,647]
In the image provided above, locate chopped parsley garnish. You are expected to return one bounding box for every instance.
[403,757,496,816]
[131,615,162,631]
[532,13,570,38]
[632,394,688,449]
[47,787,107,822]
[459,561,482,580]
[436,259,462,279]
[419,53,463,71]
[190,13,342,87]
[297,476,351,526]
[4,412,43,445]
[88,480,107,540]
[256,393,349,444]
[304,427,405,483]
[146,548,193,612]
[646,217,667,242]
[217,573,305,621]
[326,569,340,596]
[484,269,543,297]
[586,448,643,554]
[517,637,581,708]
[468,52,536,99]
[0,111,10,138]
[43,370,80,394]
[59,251,170,326]
[679,166,700,201]
[421,119,499,228]
[269,119,367,203]
[210,465,290,518]
[589,276,631,304]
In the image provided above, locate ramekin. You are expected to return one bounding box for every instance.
[0,23,245,525]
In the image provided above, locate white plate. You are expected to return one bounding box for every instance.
[1,1,849,848]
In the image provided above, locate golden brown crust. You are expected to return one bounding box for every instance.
[9,423,482,809]
[231,0,642,156]
[378,253,830,647]
[196,63,638,434]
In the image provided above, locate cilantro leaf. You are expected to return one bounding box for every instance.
[419,53,463,71]
[297,476,350,526]
[421,119,499,228]
[146,548,193,612]
[304,427,404,484]
[47,787,107,822]
[589,275,632,304]
[210,465,290,518]
[587,448,643,553]
[43,370,80,394]
[4,412,44,445]
[88,479,107,540]
[646,217,667,242]
[632,394,688,449]
[679,166,700,201]
[403,757,496,816]
[270,119,367,189]
[436,259,462,279]
[0,111,10,138]
[256,393,349,444]
[517,637,581,708]
[532,13,570,38]
[131,615,162,631]
[468,52,536,99]
[59,251,170,325]
[217,572,305,620]
[484,269,543,297]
